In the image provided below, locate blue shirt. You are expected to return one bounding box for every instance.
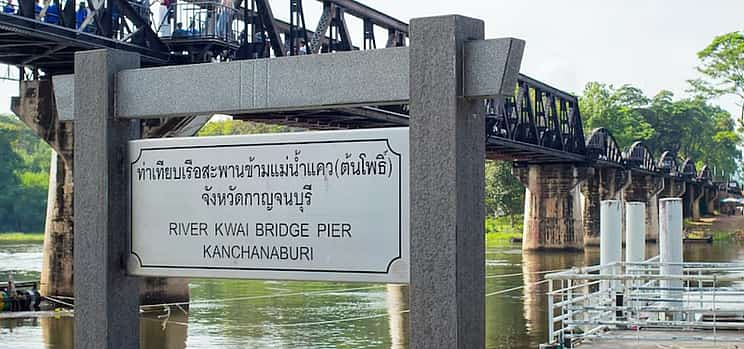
[2,4,14,13]
[75,7,86,28]
[44,3,58,23]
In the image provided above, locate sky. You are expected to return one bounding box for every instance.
[0,0,742,118]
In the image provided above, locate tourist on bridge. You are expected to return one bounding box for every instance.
[2,0,14,14]
[43,1,59,24]
[111,4,119,35]
[216,0,232,39]
[33,0,41,18]
[75,1,86,29]
[172,22,189,37]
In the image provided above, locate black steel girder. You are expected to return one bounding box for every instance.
[0,12,167,73]
[254,0,285,56]
[317,0,407,34]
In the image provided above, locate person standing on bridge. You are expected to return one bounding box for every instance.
[216,0,232,39]
[75,1,86,29]
[33,0,41,19]
[2,0,14,14]
[44,0,59,24]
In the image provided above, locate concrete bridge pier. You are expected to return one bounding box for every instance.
[581,168,629,246]
[15,79,190,304]
[687,184,706,220]
[623,173,664,242]
[13,80,75,297]
[704,187,720,215]
[661,177,686,199]
[515,164,590,250]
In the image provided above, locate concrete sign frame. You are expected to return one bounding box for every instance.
[71,14,524,349]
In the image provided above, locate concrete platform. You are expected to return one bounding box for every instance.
[579,330,744,348]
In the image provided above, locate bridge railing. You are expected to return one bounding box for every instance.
[157,2,241,44]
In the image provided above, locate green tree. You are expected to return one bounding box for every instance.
[579,82,655,148]
[645,94,742,175]
[11,171,49,232]
[688,31,744,122]
[484,161,523,223]
[580,81,742,176]
[0,113,51,232]
[198,118,290,136]
[0,124,21,230]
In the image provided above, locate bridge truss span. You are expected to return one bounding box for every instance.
[585,127,624,168]
[486,74,586,163]
[625,141,657,174]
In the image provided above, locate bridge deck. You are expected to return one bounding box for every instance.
[0,13,167,74]
[487,136,586,163]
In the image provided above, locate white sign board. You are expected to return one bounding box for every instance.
[128,128,409,283]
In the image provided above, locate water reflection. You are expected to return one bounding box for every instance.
[484,247,526,348]
[142,307,189,349]
[41,316,73,348]
[385,284,409,349]
[521,250,590,348]
[1,241,743,349]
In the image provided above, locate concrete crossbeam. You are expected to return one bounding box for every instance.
[52,38,524,120]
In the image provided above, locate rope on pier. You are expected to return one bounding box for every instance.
[138,284,386,309]
[45,295,74,308]
[485,279,549,297]
[45,285,386,312]
[485,268,565,279]
[143,309,412,328]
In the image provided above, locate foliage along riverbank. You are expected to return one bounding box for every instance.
[0,114,50,233]
[0,232,44,242]
[486,215,523,247]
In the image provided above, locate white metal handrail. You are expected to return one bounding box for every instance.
[545,260,744,347]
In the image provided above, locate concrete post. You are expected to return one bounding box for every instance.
[625,202,646,263]
[600,200,622,292]
[659,198,683,320]
[73,49,141,349]
[409,15,485,349]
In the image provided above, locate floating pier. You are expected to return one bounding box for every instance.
[543,199,744,348]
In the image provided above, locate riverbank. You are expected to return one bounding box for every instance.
[685,215,744,241]
[485,215,522,247]
[0,232,44,242]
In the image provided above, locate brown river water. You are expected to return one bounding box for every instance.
[1,240,743,349]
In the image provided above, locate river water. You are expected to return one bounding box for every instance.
[1,240,743,349]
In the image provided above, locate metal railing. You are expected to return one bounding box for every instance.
[545,258,744,347]
[158,1,240,44]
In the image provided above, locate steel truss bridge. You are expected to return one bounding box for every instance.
[0,0,740,195]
